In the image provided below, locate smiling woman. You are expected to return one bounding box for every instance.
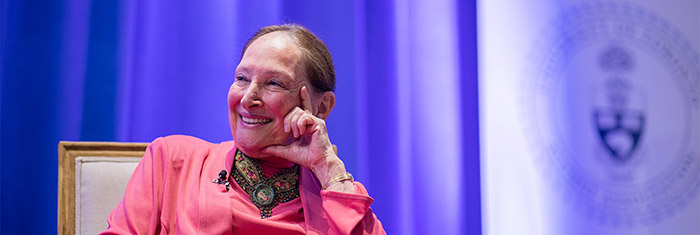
[100,24,386,234]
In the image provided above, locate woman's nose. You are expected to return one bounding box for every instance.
[241,83,263,108]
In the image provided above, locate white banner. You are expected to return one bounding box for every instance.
[478,1,699,234]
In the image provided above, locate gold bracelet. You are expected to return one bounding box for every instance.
[323,172,353,190]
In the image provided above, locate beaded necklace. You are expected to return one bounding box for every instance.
[231,149,300,218]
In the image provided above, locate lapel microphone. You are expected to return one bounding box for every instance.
[212,170,231,191]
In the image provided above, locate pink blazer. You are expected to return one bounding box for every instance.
[100,135,385,234]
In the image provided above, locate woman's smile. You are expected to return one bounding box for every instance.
[240,114,273,126]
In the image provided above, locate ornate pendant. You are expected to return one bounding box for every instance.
[231,149,300,218]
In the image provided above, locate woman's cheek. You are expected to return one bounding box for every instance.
[228,88,243,110]
[227,93,236,110]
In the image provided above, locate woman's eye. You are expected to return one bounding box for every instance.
[268,80,285,88]
[235,76,249,83]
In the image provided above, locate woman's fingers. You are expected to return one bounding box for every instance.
[285,107,305,138]
[289,110,298,137]
[300,86,313,113]
[293,112,316,138]
[284,110,292,133]
[284,86,323,138]
[298,113,314,135]
[284,107,301,133]
[284,107,321,139]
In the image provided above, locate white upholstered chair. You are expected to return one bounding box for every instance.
[58,141,148,235]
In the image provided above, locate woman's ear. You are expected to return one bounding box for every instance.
[315,91,335,120]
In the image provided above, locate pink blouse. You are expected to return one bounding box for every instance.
[100,135,385,234]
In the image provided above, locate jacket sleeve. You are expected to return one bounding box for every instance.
[100,137,169,235]
[321,182,386,235]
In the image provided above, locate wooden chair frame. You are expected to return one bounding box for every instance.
[58,141,149,235]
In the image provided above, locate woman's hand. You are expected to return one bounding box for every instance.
[261,86,354,192]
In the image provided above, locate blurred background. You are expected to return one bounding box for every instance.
[1,0,697,234]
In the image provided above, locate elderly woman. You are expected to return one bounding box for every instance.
[101,24,385,234]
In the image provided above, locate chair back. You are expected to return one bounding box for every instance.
[58,141,148,235]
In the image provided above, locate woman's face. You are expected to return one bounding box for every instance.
[229,32,308,158]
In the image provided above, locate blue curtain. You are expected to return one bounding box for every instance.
[0,0,480,234]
